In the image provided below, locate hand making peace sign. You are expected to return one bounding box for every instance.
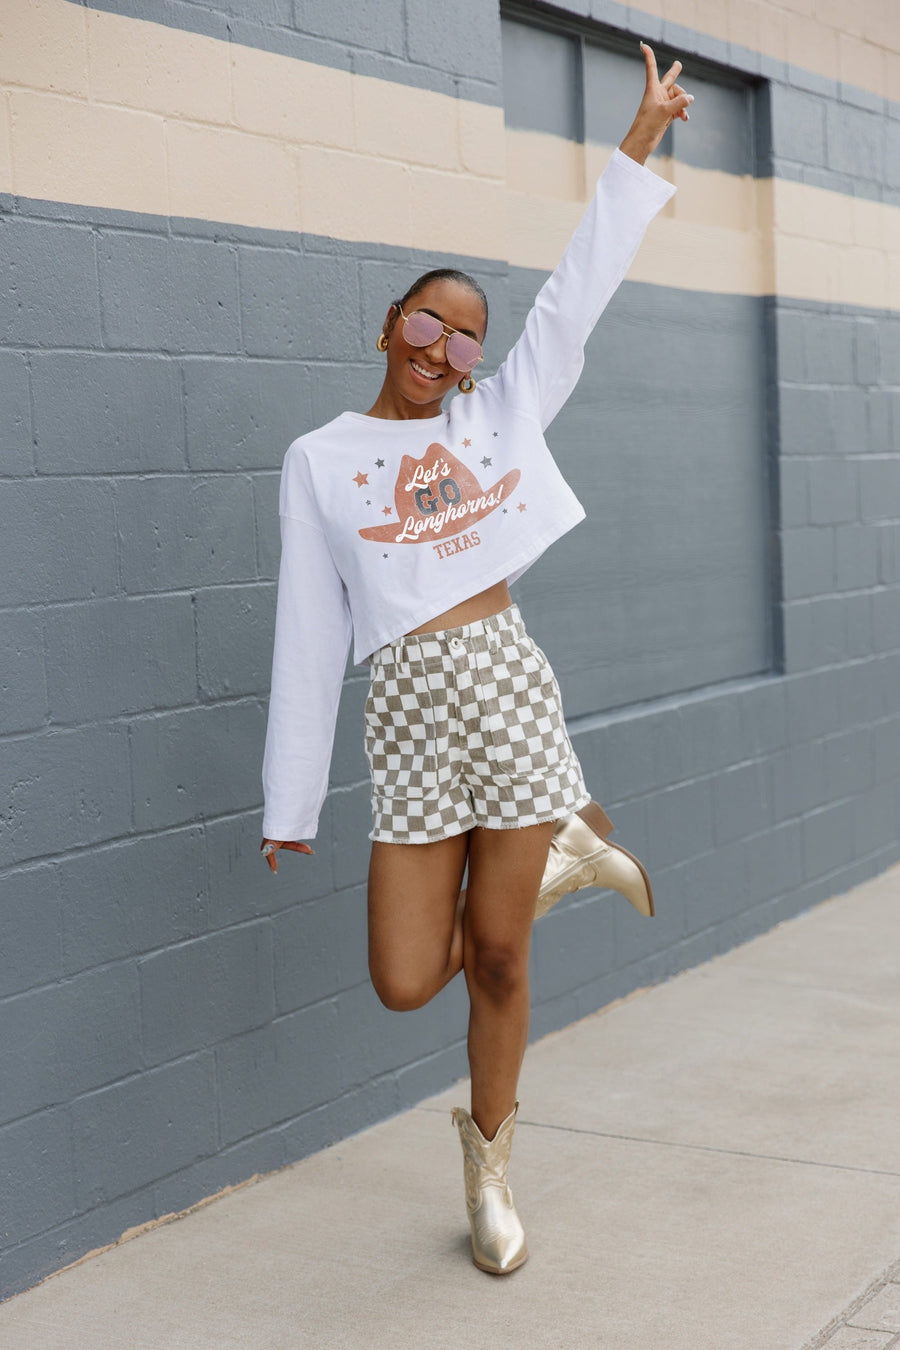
[619,43,693,166]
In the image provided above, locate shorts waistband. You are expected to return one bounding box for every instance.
[373,603,525,666]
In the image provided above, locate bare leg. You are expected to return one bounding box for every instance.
[463,820,556,1140]
[367,832,470,1011]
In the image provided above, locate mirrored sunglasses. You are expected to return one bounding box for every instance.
[397,303,483,373]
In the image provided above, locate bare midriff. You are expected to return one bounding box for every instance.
[405,579,513,636]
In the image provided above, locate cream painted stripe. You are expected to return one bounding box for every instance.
[623,0,899,104]
[506,128,900,310]
[0,0,508,257]
[2,0,899,310]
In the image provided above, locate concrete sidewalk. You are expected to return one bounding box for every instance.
[2,864,900,1350]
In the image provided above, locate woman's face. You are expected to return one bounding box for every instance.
[382,279,487,412]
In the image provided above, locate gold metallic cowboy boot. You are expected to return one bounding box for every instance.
[451,1103,528,1275]
[535,801,654,920]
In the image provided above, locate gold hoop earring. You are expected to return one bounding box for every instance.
[376,332,389,353]
[458,374,476,394]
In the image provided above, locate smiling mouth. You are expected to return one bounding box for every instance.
[409,359,443,382]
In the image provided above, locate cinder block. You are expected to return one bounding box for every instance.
[270,999,346,1123]
[834,523,880,590]
[778,458,809,527]
[739,679,787,756]
[0,865,61,999]
[139,922,274,1065]
[834,657,884,727]
[711,760,772,845]
[0,217,101,348]
[808,458,857,527]
[784,668,842,743]
[0,964,141,1126]
[823,726,874,800]
[32,353,184,473]
[779,386,833,454]
[0,479,117,606]
[873,715,900,784]
[253,471,281,581]
[867,389,894,454]
[406,0,502,85]
[58,826,207,974]
[782,596,845,671]
[116,474,257,593]
[887,117,900,189]
[872,585,900,654]
[879,523,900,584]
[854,318,879,385]
[1,724,132,869]
[0,1108,75,1246]
[44,594,196,723]
[532,890,618,999]
[743,818,805,906]
[876,652,900,717]
[860,459,900,522]
[328,678,370,788]
[682,838,750,933]
[70,1053,217,1209]
[205,804,335,927]
[843,590,873,658]
[239,248,361,360]
[831,387,868,454]
[770,740,828,821]
[852,782,899,857]
[825,101,884,182]
[0,350,33,474]
[803,314,856,385]
[768,84,827,165]
[780,525,834,599]
[0,608,47,733]
[130,701,267,831]
[335,976,461,1081]
[196,583,276,700]
[641,778,715,871]
[98,232,241,355]
[802,800,856,879]
[307,360,383,431]
[151,1127,287,1223]
[273,884,367,1014]
[184,358,311,471]
[331,782,374,891]
[774,309,806,383]
[677,691,745,777]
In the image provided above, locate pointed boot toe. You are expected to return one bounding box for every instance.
[536,801,654,919]
[451,1104,528,1275]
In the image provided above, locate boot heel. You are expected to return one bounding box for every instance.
[577,801,614,839]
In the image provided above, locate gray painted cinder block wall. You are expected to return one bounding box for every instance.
[2,0,900,1301]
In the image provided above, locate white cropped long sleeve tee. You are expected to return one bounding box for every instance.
[262,149,676,841]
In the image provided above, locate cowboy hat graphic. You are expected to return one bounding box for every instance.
[359,443,520,546]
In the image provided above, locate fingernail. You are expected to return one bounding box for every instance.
[688,94,695,103]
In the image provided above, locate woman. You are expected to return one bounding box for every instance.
[261,44,692,1275]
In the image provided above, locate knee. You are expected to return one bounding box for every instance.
[369,962,434,1013]
[468,940,527,1003]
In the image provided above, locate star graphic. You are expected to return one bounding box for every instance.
[492,431,498,438]
[366,499,371,505]
[517,502,527,513]
[480,456,492,468]
[353,470,369,487]
[375,458,385,468]
[383,553,388,558]
[462,438,471,448]
[382,506,392,516]
[502,508,508,514]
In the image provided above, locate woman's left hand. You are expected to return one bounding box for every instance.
[619,43,693,165]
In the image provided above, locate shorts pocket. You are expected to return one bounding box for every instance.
[364,660,439,798]
[484,639,570,776]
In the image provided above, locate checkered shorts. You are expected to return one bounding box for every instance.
[364,604,590,844]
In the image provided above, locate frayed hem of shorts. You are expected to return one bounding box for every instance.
[367,792,591,845]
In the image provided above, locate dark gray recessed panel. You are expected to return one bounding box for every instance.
[501,15,580,141]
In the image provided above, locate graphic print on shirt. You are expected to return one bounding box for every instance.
[357,443,520,547]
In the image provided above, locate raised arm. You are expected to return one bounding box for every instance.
[483,45,691,430]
